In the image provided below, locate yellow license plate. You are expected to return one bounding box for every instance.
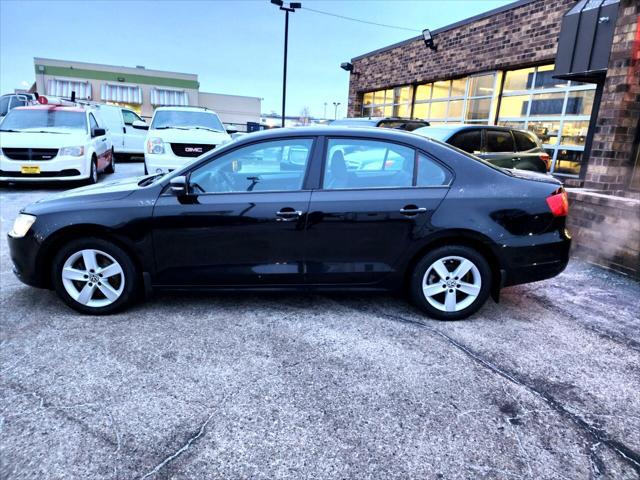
[21,165,41,174]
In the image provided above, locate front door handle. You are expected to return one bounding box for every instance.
[399,206,427,216]
[276,208,303,221]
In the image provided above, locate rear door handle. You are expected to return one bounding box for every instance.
[276,208,303,221]
[399,206,427,216]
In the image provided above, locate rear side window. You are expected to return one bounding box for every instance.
[416,154,450,186]
[486,130,515,152]
[513,130,538,151]
[323,138,414,189]
[449,129,482,154]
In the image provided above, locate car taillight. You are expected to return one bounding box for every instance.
[546,189,569,217]
[539,153,551,171]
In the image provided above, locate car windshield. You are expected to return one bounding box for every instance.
[151,110,225,132]
[0,109,86,132]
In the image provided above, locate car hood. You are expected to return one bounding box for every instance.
[148,128,230,145]
[0,130,86,148]
[24,176,149,214]
[502,167,561,185]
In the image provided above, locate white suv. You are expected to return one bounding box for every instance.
[0,100,114,184]
[144,106,230,174]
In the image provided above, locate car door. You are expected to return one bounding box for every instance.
[305,137,452,285]
[122,109,146,153]
[151,137,317,286]
[88,113,109,170]
[482,129,517,168]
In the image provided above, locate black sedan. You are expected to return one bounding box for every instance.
[7,126,571,320]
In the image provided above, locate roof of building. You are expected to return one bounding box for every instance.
[351,0,537,62]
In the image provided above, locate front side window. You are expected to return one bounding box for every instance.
[0,109,87,132]
[122,110,142,125]
[486,130,514,153]
[89,113,99,131]
[323,139,414,190]
[449,129,482,154]
[189,138,313,194]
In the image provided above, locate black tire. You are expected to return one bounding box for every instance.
[105,149,115,174]
[51,237,140,315]
[409,245,492,321]
[86,156,98,185]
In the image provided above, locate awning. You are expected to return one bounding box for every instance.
[553,0,620,81]
[47,79,92,99]
[150,88,189,106]
[101,83,142,104]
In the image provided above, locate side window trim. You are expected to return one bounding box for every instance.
[181,136,318,196]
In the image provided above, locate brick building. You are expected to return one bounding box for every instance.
[346,0,639,277]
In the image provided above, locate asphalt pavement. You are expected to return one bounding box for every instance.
[1,162,639,479]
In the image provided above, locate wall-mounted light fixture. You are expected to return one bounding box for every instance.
[422,29,437,52]
[340,61,360,78]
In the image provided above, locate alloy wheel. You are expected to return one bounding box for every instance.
[61,249,125,308]
[422,255,481,312]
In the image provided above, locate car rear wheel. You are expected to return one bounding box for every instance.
[52,238,139,314]
[410,246,491,320]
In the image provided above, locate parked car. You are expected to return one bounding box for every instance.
[331,117,430,131]
[0,93,38,121]
[143,106,230,174]
[0,98,114,184]
[414,124,551,173]
[92,104,147,160]
[7,126,571,319]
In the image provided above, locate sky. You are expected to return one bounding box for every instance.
[0,0,512,119]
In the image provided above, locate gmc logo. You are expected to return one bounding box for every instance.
[185,147,203,153]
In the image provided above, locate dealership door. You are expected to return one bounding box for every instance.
[151,138,315,286]
[304,137,451,285]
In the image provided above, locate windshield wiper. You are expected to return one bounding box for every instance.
[189,126,224,133]
[0,129,21,132]
[138,172,165,186]
[154,126,190,130]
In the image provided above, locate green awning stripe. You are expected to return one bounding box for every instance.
[35,65,199,89]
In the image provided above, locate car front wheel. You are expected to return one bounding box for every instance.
[410,245,491,320]
[52,238,139,314]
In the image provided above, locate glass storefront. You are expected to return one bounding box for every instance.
[497,65,596,176]
[360,64,597,177]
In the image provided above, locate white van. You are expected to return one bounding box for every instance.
[93,104,147,160]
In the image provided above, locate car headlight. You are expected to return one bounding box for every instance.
[59,146,85,156]
[147,137,165,154]
[9,213,36,238]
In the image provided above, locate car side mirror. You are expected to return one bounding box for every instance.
[169,175,188,195]
[132,120,149,130]
[92,128,106,137]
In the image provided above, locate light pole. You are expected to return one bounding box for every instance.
[333,102,341,120]
[271,0,301,127]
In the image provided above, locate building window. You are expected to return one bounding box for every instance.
[46,79,92,99]
[498,64,596,176]
[150,88,189,106]
[411,73,497,125]
[362,86,412,118]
